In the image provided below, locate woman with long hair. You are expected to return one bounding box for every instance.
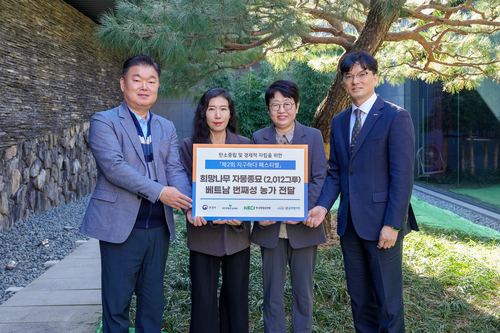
[180,88,251,333]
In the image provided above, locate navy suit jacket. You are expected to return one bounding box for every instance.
[251,121,327,249]
[316,96,418,241]
[80,101,191,243]
[180,131,252,256]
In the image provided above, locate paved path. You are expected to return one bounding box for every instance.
[0,239,101,333]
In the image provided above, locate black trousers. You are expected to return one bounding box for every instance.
[99,225,170,333]
[340,213,405,333]
[189,248,250,333]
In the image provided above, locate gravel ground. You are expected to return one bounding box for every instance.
[412,188,500,233]
[0,195,90,305]
[0,190,499,306]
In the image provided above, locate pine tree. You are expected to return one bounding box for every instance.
[97,0,500,141]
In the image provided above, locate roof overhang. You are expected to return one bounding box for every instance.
[63,0,116,24]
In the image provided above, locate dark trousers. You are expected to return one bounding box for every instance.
[340,213,405,333]
[99,225,170,333]
[189,248,250,333]
[261,239,318,333]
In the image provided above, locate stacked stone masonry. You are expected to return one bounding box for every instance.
[0,0,125,231]
[0,124,96,231]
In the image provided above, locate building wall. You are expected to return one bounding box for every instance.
[0,0,124,232]
[151,97,196,142]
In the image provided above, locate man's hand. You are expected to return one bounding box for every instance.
[378,226,399,249]
[159,186,193,210]
[306,206,327,228]
[259,220,276,227]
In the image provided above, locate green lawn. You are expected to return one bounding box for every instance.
[450,185,500,209]
[137,211,499,333]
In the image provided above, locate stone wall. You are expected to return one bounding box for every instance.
[0,0,125,232]
[0,123,96,231]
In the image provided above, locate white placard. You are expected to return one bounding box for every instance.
[192,144,308,221]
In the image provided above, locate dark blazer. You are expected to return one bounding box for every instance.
[250,121,327,249]
[180,130,252,256]
[80,101,191,243]
[316,95,418,241]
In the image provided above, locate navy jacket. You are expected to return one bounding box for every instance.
[316,96,418,241]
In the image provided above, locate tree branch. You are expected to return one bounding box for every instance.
[206,46,276,75]
[303,7,363,34]
[222,33,276,51]
[412,14,500,27]
[244,29,274,37]
[302,7,343,31]
[414,0,474,15]
[383,61,500,83]
[299,31,353,49]
[410,0,500,28]
[356,0,370,10]
[310,25,357,44]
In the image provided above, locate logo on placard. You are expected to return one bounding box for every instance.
[202,205,208,210]
[244,206,255,210]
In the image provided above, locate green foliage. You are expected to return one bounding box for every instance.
[125,209,500,332]
[379,0,500,92]
[231,66,275,139]
[96,0,309,97]
[403,226,500,331]
[198,60,335,137]
[96,0,500,98]
[192,68,235,104]
[290,62,336,126]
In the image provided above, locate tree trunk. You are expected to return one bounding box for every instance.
[443,136,448,171]
[483,141,489,170]
[312,0,405,142]
[469,132,475,175]
[461,140,466,172]
[323,212,333,236]
[495,140,499,170]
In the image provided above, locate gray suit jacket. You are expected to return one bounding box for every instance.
[80,101,191,243]
[250,121,327,249]
[316,95,418,241]
[180,130,252,256]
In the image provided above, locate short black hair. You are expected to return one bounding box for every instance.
[191,88,238,144]
[265,80,300,108]
[339,51,378,76]
[122,54,161,79]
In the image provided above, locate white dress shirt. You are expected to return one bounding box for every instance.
[349,93,378,144]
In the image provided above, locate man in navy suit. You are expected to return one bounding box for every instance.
[308,51,418,332]
[80,55,192,333]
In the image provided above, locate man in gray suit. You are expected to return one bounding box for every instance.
[308,51,418,332]
[80,54,192,333]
